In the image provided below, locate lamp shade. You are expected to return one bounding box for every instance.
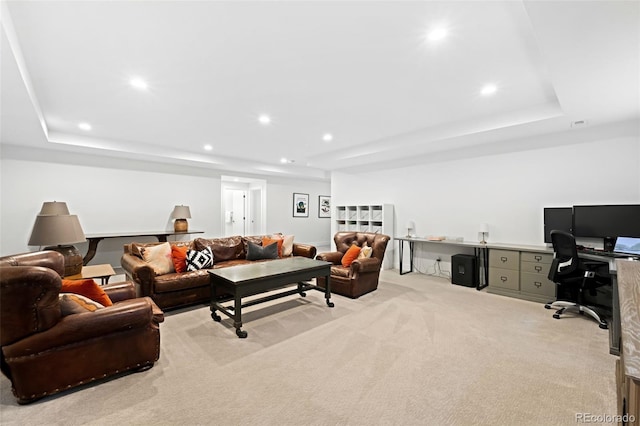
[171,205,192,220]
[479,223,489,233]
[28,214,86,246]
[39,201,70,215]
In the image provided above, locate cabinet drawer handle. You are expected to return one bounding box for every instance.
[534,255,542,262]
[500,276,508,282]
[500,257,507,263]
[534,281,542,288]
[535,266,542,272]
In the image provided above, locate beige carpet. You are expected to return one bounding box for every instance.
[0,271,616,425]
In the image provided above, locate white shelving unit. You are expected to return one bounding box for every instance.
[334,204,394,269]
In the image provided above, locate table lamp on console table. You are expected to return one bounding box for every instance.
[479,223,489,244]
[406,220,415,237]
[28,201,86,276]
[171,205,192,232]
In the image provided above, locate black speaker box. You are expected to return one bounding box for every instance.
[604,237,616,252]
[451,254,477,287]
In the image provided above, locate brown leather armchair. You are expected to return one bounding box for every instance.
[316,232,390,298]
[0,251,164,404]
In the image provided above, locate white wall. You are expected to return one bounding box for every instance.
[0,157,330,267]
[266,179,333,248]
[331,135,640,272]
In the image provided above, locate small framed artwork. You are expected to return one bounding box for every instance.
[318,195,331,218]
[293,193,309,217]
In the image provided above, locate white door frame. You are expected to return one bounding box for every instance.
[221,176,266,236]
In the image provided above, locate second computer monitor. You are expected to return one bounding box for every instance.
[572,204,640,239]
[543,207,573,243]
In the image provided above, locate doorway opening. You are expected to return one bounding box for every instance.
[221,176,266,236]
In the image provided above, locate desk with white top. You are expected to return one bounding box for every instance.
[395,236,633,356]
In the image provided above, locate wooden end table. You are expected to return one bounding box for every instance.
[64,264,116,285]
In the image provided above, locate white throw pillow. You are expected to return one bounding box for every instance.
[282,235,295,256]
[142,242,175,275]
[358,242,373,259]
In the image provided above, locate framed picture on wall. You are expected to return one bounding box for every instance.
[293,193,309,217]
[318,195,331,218]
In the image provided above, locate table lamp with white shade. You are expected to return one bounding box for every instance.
[479,223,489,244]
[171,205,192,232]
[406,220,415,237]
[28,202,86,276]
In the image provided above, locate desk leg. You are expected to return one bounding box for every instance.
[475,247,489,291]
[610,272,620,356]
[399,240,414,275]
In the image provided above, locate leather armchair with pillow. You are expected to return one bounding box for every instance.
[316,232,390,298]
[0,251,164,404]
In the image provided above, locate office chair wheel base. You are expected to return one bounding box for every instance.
[544,304,552,309]
[598,322,608,330]
[553,313,561,319]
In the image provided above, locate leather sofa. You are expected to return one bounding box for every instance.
[316,232,390,298]
[121,235,317,310]
[0,251,164,404]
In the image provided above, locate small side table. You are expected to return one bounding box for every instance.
[65,264,116,285]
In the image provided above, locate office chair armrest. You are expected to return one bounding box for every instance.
[548,258,576,280]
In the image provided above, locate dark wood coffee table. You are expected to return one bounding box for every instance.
[208,257,333,338]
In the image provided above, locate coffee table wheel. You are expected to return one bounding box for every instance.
[236,329,248,338]
[299,291,306,297]
[326,300,335,308]
[211,312,221,322]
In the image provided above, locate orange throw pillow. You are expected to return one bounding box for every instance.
[171,245,188,273]
[341,244,361,267]
[262,237,283,258]
[61,279,113,306]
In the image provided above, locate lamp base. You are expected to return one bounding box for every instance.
[46,245,83,276]
[479,232,488,244]
[174,219,188,232]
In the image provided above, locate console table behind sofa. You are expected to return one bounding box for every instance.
[83,230,204,265]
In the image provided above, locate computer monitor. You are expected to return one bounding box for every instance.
[543,207,573,243]
[614,237,640,256]
[573,204,640,250]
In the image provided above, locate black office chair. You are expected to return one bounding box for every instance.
[544,230,611,329]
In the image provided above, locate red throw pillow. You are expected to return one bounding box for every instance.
[341,244,361,267]
[171,245,188,273]
[262,237,284,258]
[61,279,113,306]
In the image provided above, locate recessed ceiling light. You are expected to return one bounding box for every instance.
[322,133,333,142]
[258,114,271,125]
[427,27,448,42]
[480,84,497,96]
[280,157,295,164]
[78,122,92,131]
[280,157,287,163]
[204,144,213,151]
[130,77,148,90]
